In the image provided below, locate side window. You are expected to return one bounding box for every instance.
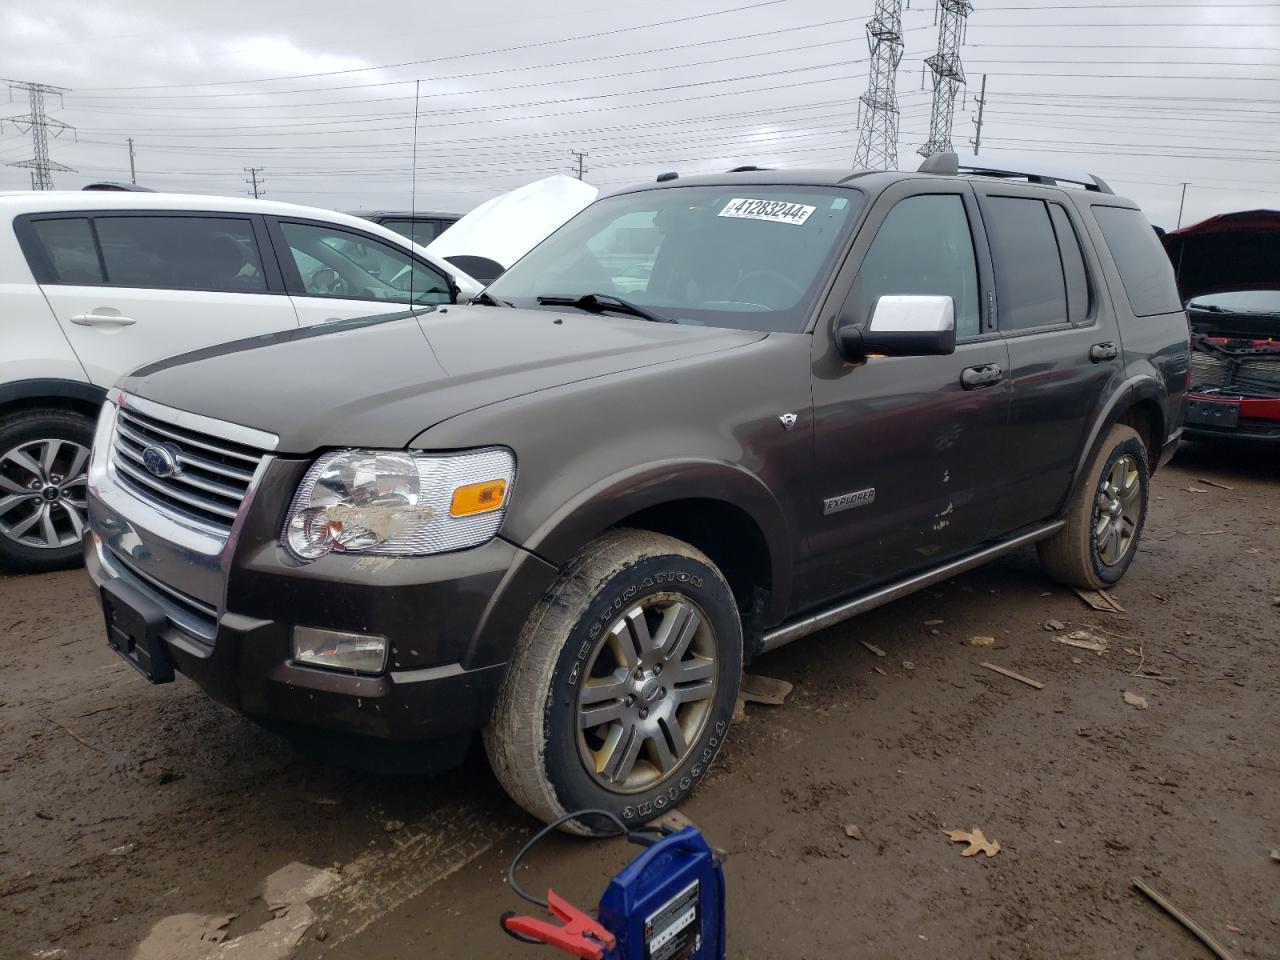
[94,216,267,292]
[279,222,451,305]
[849,194,981,339]
[1092,206,1182,317]
[28,218,104,284]
[983,197,1068,332]
[1048,203,1091,325]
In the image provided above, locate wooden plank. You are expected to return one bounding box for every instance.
[981,662,1045,690]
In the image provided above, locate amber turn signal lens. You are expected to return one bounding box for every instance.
[450,479,507,517]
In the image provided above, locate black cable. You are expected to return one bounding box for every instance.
[507,809,629,910]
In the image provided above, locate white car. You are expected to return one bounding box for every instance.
[0,191,484,572]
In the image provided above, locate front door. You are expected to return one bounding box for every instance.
[799,183,1011,609]
[20,213,299,388]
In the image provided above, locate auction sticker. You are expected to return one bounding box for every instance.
[718,197,815,225]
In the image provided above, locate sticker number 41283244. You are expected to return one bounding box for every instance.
[718,197,816,225]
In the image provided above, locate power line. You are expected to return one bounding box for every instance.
[569,149,589,180]
[1,79,76,190]
[75,16,873,103]
[75,0,791,92]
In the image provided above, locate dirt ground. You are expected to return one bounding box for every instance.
[3,442,1277,960]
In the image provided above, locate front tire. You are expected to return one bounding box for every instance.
[484,529,742,834]
[0,408,95,573]
[1038,424,1150,590]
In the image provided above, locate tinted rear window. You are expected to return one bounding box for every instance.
[29,218,104,283]
[983,196,1068,332]
[94,216,268,292]
[1092,206,1181,317]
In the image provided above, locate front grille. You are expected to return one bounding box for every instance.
[111,404,267,535]
[1190,350,1280,398]
[1190,353,1229,389]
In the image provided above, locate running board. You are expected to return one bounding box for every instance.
[759,521,1065,653]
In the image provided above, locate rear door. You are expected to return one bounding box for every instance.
[16,212,299,388]
[970,186,1125,533]
[267,218,454,326]
[800,181,1011,608]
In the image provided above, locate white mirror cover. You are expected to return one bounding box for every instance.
[868,295,955,333]
[426,175,599,274]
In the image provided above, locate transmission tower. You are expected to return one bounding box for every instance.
[244,166,265,199]
[919,0,974,158]
[853,0,905,171]
[2,80,75,190]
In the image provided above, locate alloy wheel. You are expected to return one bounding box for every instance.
[0,438,91,550]
[1093,454,1141,567]
[576,594,718,794]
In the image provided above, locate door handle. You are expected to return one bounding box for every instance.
[70,312,137,327]
[961,363,1003,390]
[1089,341,1118,363]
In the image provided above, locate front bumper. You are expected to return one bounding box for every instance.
[1183,393,1280,444]
[84,400,558,746]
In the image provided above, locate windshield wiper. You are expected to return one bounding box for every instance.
[474,290,510,307]
[536,292,674,323]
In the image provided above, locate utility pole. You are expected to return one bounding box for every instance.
[969,73,988,155]
[853,0,905,172]
[919,0,974,158]
[569,150,588,180]
[127,137,136,185]
[244,166,265,199]
[1,79,76,190]
[1177,182,1190,229]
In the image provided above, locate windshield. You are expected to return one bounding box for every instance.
[1188,290,1280,315]
[485,184,864,333]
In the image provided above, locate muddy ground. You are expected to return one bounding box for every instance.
[3,443,1277,960]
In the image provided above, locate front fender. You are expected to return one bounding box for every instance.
[524,457,793,610]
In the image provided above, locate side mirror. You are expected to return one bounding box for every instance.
[836,295,957,361]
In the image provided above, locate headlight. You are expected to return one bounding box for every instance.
[283,447,514,561]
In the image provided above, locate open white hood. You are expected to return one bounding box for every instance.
[426,175,598,283]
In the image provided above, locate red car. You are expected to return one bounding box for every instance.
[1163,210,1280,444]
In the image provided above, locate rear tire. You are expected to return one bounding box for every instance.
[1038,424,1150,590]
[0,408,95,573]
[484,529,742,834]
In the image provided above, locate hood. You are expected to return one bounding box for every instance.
[120,306,764,453]
[426,176,598,281]
[1162,209,1280,303]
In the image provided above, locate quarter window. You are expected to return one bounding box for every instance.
[28,218,104,284]
[93,216,267,292]
[850,194,981,338]
[1092,205,1182,317]
[279,222,451,305]
[983,197,1068,332]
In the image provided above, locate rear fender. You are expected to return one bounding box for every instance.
[1061,375,1166,511]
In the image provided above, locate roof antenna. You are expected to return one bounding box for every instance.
[409,78,420,307]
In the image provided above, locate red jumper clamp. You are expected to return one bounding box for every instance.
[502,889,619,960]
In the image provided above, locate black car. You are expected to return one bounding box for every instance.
[86,154,1188,832]
[354,210,460,246]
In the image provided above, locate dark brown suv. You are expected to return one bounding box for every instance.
[85,155,1189,830]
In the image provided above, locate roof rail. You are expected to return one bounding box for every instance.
[726,165,772,173]
[918,152,1114,194]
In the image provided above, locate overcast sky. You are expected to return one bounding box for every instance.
[1,0,1277,228]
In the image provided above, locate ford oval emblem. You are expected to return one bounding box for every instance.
[141,444,181,479]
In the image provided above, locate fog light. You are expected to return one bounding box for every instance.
[292,626,388,675]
